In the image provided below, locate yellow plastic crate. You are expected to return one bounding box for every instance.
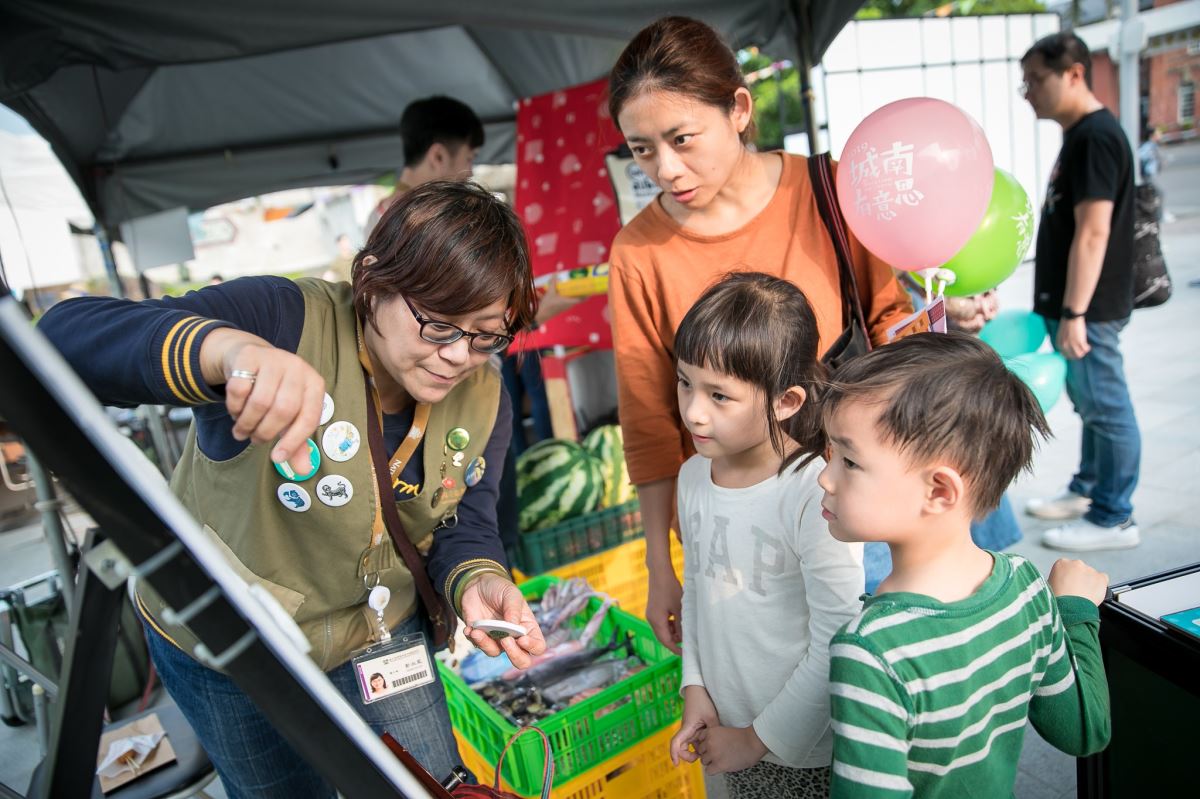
[455,723,705,799]
[514,532,685,619]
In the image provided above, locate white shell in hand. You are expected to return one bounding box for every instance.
[472,619,528,639]
[368,585,391,613]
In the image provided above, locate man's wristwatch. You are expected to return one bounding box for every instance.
[1061,307,1086,320]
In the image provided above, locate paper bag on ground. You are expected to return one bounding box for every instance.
[96,712,177,793]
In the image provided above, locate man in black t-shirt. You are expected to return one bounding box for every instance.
[1020,32,1141,552]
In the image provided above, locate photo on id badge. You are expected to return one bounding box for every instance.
[353,633,435,704]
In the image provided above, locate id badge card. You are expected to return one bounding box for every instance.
[352,631,435,704]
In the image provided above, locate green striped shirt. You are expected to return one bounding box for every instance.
[829,552,1110,798]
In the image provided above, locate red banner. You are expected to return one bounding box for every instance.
[513,78,625,352]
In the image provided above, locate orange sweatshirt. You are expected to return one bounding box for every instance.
[609,152,914,486]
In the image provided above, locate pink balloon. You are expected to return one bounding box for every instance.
[835,98,994,271]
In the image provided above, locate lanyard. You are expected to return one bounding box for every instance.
[357,320,430,546]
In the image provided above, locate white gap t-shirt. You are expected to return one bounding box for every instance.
[677,454,864,768]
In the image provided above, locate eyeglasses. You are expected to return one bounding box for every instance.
[402,296,513,354]
[1019,71,1056,97]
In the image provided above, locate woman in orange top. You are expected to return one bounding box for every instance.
[607,16,914,654]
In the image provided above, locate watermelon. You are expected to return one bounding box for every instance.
[516,439,604,532]
[581,425,637,508]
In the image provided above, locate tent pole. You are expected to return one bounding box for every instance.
[1118,0,1143,183]
[793,1,820,154]
[92,225,125,299]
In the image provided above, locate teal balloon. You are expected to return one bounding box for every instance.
[980,309,1046,358]
[1005,352,1067,413]
[940,169,1034,297]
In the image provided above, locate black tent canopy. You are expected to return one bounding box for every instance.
[1,1,863,237]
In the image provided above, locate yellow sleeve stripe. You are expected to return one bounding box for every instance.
[179,318,218,403]
[161,316,215,405]
[160,317,198,404]
[444,558,510,610]
[171,317,209,404]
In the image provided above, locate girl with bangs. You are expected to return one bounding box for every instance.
[668,273,863,798]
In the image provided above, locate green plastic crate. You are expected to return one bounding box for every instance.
[440,575,682,795]
[512,500,642,574]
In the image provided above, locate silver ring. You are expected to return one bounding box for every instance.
[229,369,258,382]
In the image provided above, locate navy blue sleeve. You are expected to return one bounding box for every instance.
[37,276,305,408]
[427,382,514,601]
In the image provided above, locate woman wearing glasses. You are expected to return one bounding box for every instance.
[38,180,546,798]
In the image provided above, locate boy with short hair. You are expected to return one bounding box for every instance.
[818,332,1111,798]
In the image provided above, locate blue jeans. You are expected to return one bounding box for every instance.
[144,614,465,798]
[1046,318,1141,527]
[501,353,553,457]
[863,495,1022,594]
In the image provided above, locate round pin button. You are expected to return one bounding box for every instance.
[274,438,321,481]
[277,483,311,512]
[441,477,456,490]
[464,456,486,487]
[322,421,361,462]
[319,393,335,426]
[446,427,470,451]
[316,474,353,507]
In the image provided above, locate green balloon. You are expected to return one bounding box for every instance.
[939,169,1034,297]
[1005,352,1068,413]
[980,309,1047,359]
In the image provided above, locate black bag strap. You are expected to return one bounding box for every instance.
[808,153,872,350]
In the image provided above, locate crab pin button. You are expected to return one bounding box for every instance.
[277,483,311,512]
[446,427,470,451]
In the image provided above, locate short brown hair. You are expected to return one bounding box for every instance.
[674,272,827,474]
[822,333,1050,518]
[609,16,756,146]
[353,181,537,337]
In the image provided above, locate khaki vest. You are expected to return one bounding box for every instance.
[138,279,500,670]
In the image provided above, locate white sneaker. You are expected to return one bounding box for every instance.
[1042,518,1140,552]
[1026,490,1091,521]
